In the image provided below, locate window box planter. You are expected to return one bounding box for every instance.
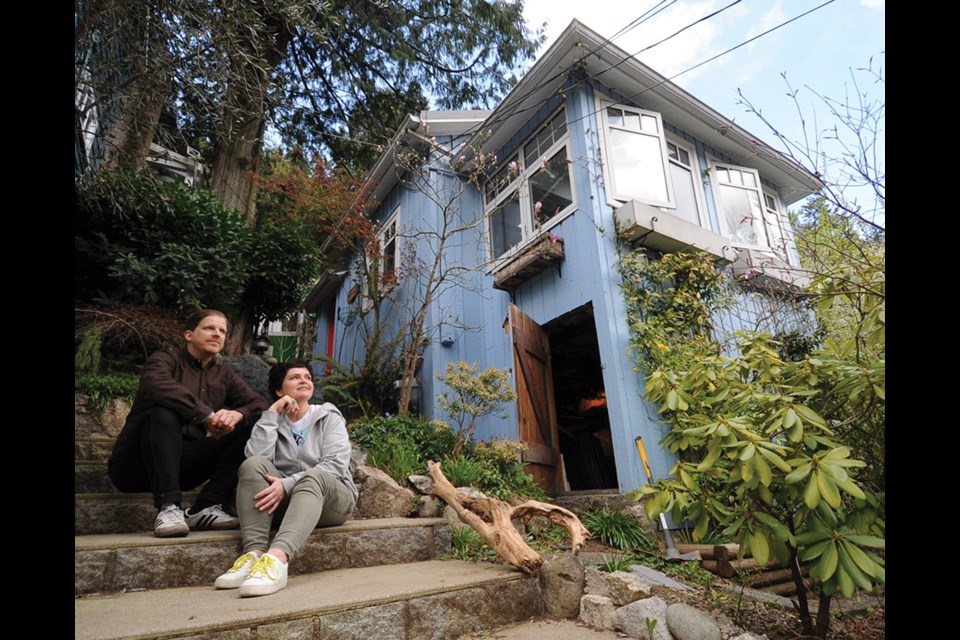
[492,233,565,292]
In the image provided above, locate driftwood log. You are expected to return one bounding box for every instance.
[427,460,590,574]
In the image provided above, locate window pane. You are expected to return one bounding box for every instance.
[607,108,623,127]
[641,114,658,133]
[678,148,689,165]
[490,195,522,258]
[668,162,700,225]
[667,141,678,161]
[718,184,764,246]
[742,171,757,188]
[608,127,669,203]
[529,148,574,227]
[624,112,641,130]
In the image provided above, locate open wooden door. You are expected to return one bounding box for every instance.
[509,303,561,496]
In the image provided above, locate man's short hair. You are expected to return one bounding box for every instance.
[184,309,227,331]
[268,360,314,397]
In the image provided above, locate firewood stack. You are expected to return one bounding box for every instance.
[675,543,812,596]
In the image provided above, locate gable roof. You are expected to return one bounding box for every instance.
[457,20,822,205]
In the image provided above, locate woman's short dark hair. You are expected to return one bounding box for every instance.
[183,309,227,331]
[268,360,315,397]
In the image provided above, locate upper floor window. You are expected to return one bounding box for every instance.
[600,104,673,208]
[711,162,792,264]
[665,138,705,226]
[378,206,399,283]
[484,108,576,260]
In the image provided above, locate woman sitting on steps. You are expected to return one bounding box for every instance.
[214,360,358,597]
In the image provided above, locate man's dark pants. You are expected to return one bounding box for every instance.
[108,407,252,510]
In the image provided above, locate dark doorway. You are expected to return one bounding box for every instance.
[543,303,618,491]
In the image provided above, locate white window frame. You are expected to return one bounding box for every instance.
[597,101,675,209]
[483,107,577,263]
[360,205,400,311]
[709,160,794,264]
[664,134,707,228]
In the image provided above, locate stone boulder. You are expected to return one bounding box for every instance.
[665,603,722,640]
[579,595,616,630]
[612,596,670,640]
[604,570,654,606]
[353,465,416,518]
[539,553,585,618]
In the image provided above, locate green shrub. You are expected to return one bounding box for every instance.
[472,439,547,502]
[75,372,141,409]
[442,454,485,488]
[449,527,495,561]
[598,553,636,573]
[582,508,654,551]
[367,436,423,484]
[350,415,456,463]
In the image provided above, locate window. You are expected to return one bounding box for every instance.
[599,104,673,207]
[665,138,704,226]
[484,108,575,260]
[711,162,792,263]
[360,206,399,311]
[377,206,399,283]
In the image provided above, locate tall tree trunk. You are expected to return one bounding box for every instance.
[80,0,168,174]
[814,592,832,638]
[209,9,292,224]
[102,81,163,172]
[225,304,255,356]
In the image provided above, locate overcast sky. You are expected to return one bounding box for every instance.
[519,0,885,217]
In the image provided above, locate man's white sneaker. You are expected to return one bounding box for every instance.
[239,553,288,597]
[154,504,189,538]
[214,552,260,589]
[184,504,240,530]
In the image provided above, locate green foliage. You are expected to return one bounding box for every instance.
[620,250,885,612]
[525,519,571,552]
[471,439,548,502]
[598,553,635,573]
[581,509,654,551]
[75,304,185,374]
[449,527,496,561]
[618,249,732,373]
[436,361,517,454]
[75,171,322,328]
[350,415,457,464]
[75,372,141,409]
[641,552,718,588]
[367,436,424,484]
[441,454,486,487]
[75,171,252,313]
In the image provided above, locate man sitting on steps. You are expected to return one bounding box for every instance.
[108,309,269,538]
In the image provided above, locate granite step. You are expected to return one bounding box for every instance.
[76,492,202,535]
[76,461,116,493]
[76,517,451,595]
[75,559,543,640]
[76,436,116,463]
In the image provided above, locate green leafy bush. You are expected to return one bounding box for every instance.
[449,527,495,561]
[75,372,141,409]
[75,304,184,374]
[582,508,654,551]
[441,454,485,487]
[350,415,457,463]
[472,439,547,502]
[367,436,423,484]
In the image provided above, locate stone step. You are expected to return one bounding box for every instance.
[75,559,542,640]
[76,461,116,493]
[76,517,451,595]
[76,436,116,463]
[76,492,202,535]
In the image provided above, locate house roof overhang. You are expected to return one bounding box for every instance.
[457,20,823,206]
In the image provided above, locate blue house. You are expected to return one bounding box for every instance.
[303,20,822,496]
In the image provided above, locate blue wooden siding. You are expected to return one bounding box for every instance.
[316,83,812,494]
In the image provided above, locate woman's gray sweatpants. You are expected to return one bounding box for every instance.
[236,455,355,560]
